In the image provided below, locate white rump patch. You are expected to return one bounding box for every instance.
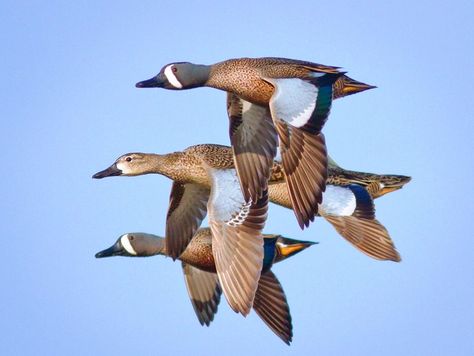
[266,78,318,128]
[320,185,356,216]
[121,234,137,255]
[164,65,183,89]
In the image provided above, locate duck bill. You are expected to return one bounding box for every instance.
[135,75,165,88]
[95,241,124,258]
[92,164,122,179]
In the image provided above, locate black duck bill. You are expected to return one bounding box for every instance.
[135,75,165,88]
[95,240,124,258]
[92,164,122,179]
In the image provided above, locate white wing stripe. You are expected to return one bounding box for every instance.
[320,185,356,216]
[266,78,318,128]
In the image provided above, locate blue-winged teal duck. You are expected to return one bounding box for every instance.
[270,155,410,261]
[93,144,410,261]
[94,145,268,316]
[95,228,316,344]
[136,57,374,229]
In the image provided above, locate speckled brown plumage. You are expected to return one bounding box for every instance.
[206,57,373,104]
[202,57,347,227]
[137,57,375,230]
[179,228,216,272]
[126,144,235,188]
[97,228,313,343]
[326,166,411,199]
[114,143,409,202]
[269,165,411,209]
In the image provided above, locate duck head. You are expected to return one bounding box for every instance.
[95,233,166,258]
[92,153,152,178]
[135,62,210,90]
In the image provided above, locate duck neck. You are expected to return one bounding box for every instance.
[146,238,167,257]
[132,233,167,257]
[191,64,212,88]
[145,152,185,181]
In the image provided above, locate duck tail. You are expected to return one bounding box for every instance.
[273,236,317,263]
[327,155,342,169]
[336,75,376,99]
[374,175,412,197]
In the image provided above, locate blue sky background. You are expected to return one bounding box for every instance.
[1,1,473,355]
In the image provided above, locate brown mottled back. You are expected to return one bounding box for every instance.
[206,57,345,106]
[326,167,411,199]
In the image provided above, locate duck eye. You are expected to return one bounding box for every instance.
[129,235,134,241]
[126,157,132,162]
[172,67,178,73]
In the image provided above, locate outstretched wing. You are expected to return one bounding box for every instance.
[253,270,293,345]
[276,123,328,228]
[264,74,341,229]
[166,182,209,260]
[227,92,278,202]
[207,168,268,316]
[324,215,400,262]
[181,263,222,326]
[320,184,400,262]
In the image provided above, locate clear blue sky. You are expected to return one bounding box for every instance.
[1,1,473,355]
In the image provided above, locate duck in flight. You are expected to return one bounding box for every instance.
[95,228,316,345]
[94,144,268,316]
[135,57,375,229]
[93,144,410,262]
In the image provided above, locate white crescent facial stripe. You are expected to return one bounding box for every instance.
[320,185,356,216]
[164,65,183,89]
[120,235,137,255]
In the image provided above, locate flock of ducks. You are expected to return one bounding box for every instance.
[93,57,410,345]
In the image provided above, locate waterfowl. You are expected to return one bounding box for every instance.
[327,157,412,199]
[270,156,411,261]
[269,181,400,261]
[94,144,268,316]
[93,143,409,261]
[95,228,316,344]
[136,57,375,229]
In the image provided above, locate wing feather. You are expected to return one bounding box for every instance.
[227,93,278,202]
[182,263,222,326]
[253,270,293,345]
[166,182,210,259]
[207,168,268,315]
[323,215,401,262]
